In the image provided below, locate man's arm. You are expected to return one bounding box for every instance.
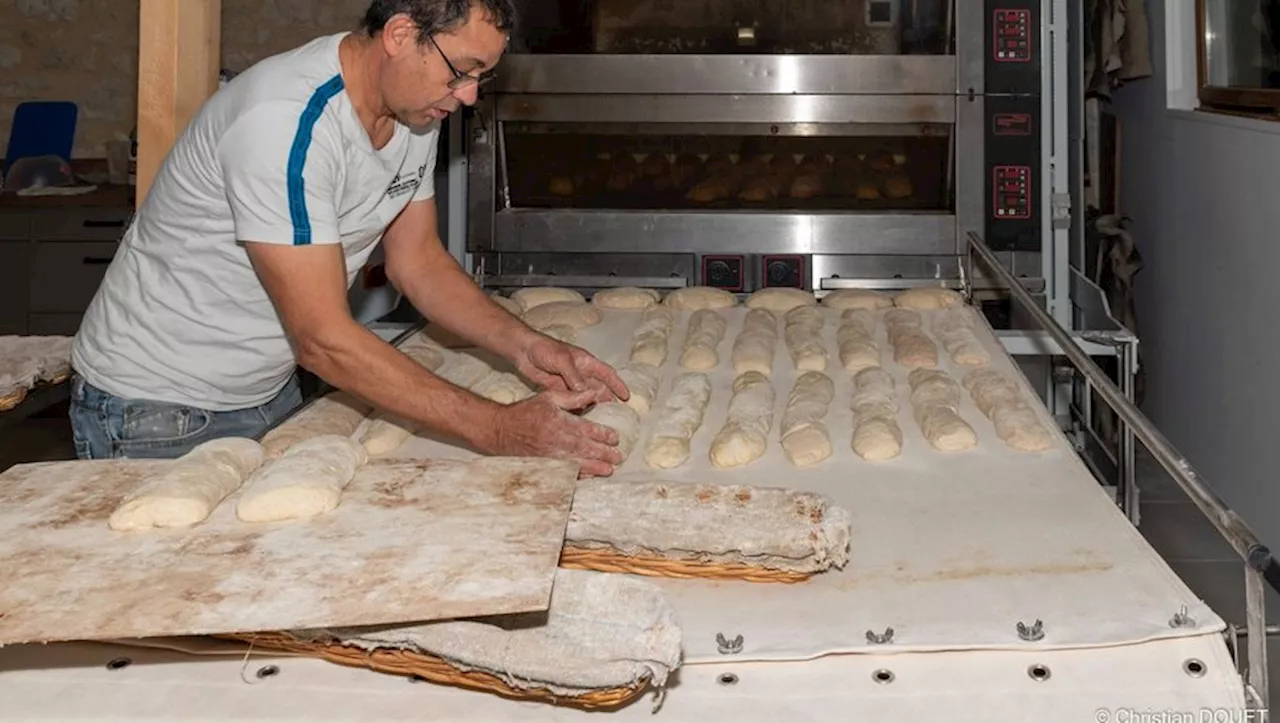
[383,199,627,399]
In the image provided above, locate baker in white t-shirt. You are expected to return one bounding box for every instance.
[70,0,629,477]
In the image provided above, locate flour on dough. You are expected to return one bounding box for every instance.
[471,370,535,404]
[629,306,674,366]
[709,371,775,469]
[236,435,369,522]
[886,312,938,369]
[746,287,816,313]
[679,309,728,370]
[522,301,602,331]
[435,351,493,389]
[663,286,737,310]
[783,305,828,371]
[962,368,1054,452]
[592,287,660,310]
[512,287,585,311]
[779,371,835,467]
[490,293,522,315]
[260,391,371,458]
[731,308,778,376]
[907,368,976,452]
[821,288,893,311]
[583,402,642,461]
[837,309,880,372]
[108,437,265,531]
[616,362,661,414]
[643,372,712,469]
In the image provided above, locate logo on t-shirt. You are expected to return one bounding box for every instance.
[385,163,428,200]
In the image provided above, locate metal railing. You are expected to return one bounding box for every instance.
[967,231,1277,710]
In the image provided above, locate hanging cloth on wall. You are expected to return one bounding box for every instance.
[1084,0,1154,98]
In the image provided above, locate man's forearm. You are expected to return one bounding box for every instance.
[294,320,501,450]
[396,260,538,361]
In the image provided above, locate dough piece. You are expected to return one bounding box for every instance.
[583,402,642,461]
[489,293,522,315]
[907,368,977,452]
[592,287,660,310]
[402,344,445,372]
[884,175,914,199]
[541,324,579,344]
[894,286,964,310]
[850,368,902,461]
[471,371,535,404]
[822,288,894,311]
[783,305,828,372]
[888,322,938,369]
[679,309,728,370]
[511,287,585,312]
[884,308,923,329]
[643,372,712,469]
[731,308,778,376]
[663,286,737,311]
[629,306,675,366]
[108,438,265,531]
[236,435,369,522]
[780,371,835,467]
[709,371,775,469]
[837,309,880,372]
[261,391,371,458]
[962,368,1054,452]
[746,287,817,313]
[435,351,493,389]
[360,415,414,456]
[615,362,661,414]
[521,301,602,331]
[932,308,991,366]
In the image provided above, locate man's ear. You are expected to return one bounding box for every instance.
[380,13,420,58]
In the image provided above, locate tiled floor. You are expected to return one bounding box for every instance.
[0,406,1275,700]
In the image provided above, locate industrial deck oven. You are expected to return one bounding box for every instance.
[469,0,1059,304]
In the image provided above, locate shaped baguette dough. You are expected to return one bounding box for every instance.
[746,287,816,313]
[261,391,371,458]
[821,288,894,311]
[731,308,778,376]
[783,305,828,372]
[663,286,737,310]
[236,435,368,522]
[592,287,660,310]
[709,371,775,469]
[894,286,964,310]
[907,368,976,452]
[541,324,579,343]
[521,301,602,331]
[108,437,265,531]
[583,402,642,461]
[489,293,522,315]
[889,324,938,369]
[780,371,835,467]
[512,287,585,312]
[679,309,728,370]
[629,306,674,366]
[644,372,712,469]
[616,362,661,414]
[932,308,991,366]
[850,368,902,461]
[435,351,493,389]
[963,368,1054,451]
[471,371,535,404]
[837,309,881,372]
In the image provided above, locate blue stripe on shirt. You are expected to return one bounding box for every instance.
[286,74,345,245]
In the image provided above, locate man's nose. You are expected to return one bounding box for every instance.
[453,84,480,107]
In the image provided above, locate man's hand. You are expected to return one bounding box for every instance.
[483,388,624,477]
[514,335,630,404]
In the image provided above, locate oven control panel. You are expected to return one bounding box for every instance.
[985,1,1039,93]
[701,255,744,291]
[761,255,805,289]
[993,8,1031,62]
[993,165,1031,219]
[985,95,1040,252]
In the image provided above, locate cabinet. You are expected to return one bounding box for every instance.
[0,202,132,336]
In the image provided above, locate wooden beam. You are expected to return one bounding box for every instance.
[135,0,221,208]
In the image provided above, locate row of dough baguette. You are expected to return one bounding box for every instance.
[493,283,964,315]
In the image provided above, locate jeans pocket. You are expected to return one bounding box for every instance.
[118,402,213,452]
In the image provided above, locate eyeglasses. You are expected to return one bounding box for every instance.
[425,34,494,90]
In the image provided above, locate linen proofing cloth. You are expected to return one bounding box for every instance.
[289,568,683,697]
[1085,0,1154,98]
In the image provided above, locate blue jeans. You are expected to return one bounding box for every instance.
[69,374,304,460]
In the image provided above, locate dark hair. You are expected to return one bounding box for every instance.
[362,0,517,41]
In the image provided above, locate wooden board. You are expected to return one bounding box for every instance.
[0,456,579,646]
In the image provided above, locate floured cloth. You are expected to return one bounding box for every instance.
[283,568,682,699]
[565,481,851,575]
[0,335,73,408]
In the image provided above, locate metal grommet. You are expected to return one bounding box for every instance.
[255,665,280,679]
[717,672,738,686]
[1027,664,1051,682]
[1183,658,1207,678]
[105,657,132,671]
[872,669,895,684]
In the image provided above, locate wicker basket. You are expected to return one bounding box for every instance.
[559,545,813,583]
[225,631,652,710]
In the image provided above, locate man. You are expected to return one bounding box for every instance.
[69,0,628,477]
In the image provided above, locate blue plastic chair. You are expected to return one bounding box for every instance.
[3,101,78,175]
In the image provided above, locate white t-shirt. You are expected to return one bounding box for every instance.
[73,33,440,411]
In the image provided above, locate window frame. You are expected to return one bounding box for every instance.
[1195,0,1280,117]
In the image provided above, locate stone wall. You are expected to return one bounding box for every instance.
[0,0,370,158]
